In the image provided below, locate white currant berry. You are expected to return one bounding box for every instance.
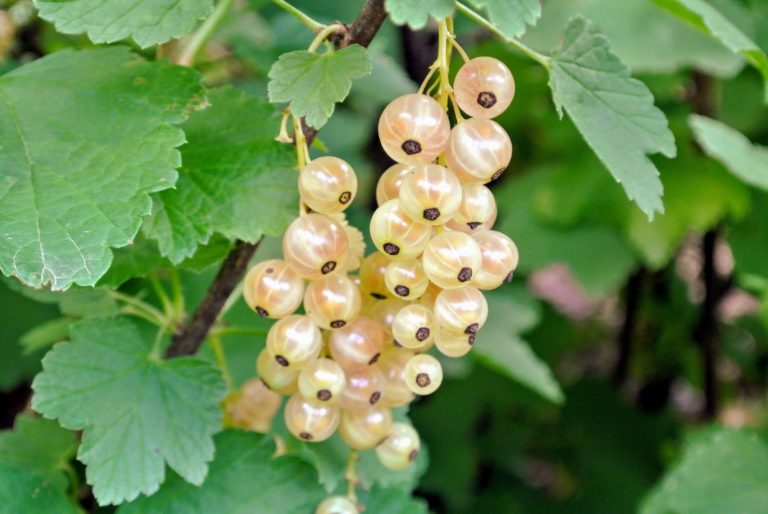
[340,366,386,411]
[223,379,281,433]
[446,184,497,234]
[298,156,357,214]
[433,285,488,335]
[358,252,392,300]
[328,316,385,370]
[256,349,299,395]
[285,393,340,442]
[445,118,512,184]
[339,406,393,450]
[385,258,428,300]
[422,231,482,289]
[316,496,358,514]
[472,230,520,290]
[376,163,413,205]
[303,274,362,329]
[283,213,349,279]
[398,163,462,225]
[266,315,322,369]
[404,354,443,395]
[243,259,304,319]
[370,200,432,259]
[392,304,434,349]
[454,56,515,119]
[418,282,442,310]
[298,358,346,403]
[378,93,450,164]
[369,297,408,338]
[376,423,421,470]
[377,348,415,407]
[434,329,475,358]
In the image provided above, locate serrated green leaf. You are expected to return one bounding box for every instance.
[385,0,454,29]
[0,47,204,290]
[468,0,541,39]
[549,16,676,220]
[689,115,768,191]
[117,430,325,514]
[652,0,768,101]
[146,87,296,263]
[358,485,429,514]
[642,427,768,514]
[34,0,213,48]
[31,317,226,505]
[268,45,372,129]
[473,288,564,404]
[0,462,79,514]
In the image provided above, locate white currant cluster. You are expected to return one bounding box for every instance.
[229,55,519,514]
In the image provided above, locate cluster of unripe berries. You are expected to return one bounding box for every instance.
[227,55,518,514]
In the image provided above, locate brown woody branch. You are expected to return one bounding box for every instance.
[166,0,389,358]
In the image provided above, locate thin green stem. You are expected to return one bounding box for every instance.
[169,268,185,316]
[62,462,80,504]
[210,334,235,392]
[454,1,551,69]
[149,273,173,317]
[211,325,269,337]
[308,23,344,53]
[109,290,167,326]
[178,0,236,66]
[150,328,166,361]
[120,306,164,327]
[273,0,324,31]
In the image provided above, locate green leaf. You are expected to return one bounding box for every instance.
[467,0,542,39]
[473,287,564,404]
[117,430,326,514]
[146,87,297,263]
[358,485,429,514]
[689,115,768,191]
[31,317,226,505]
[34,0,213,48]
[268,45,373,129]
[549,16,677,220]
[652,0,768,101]
[0,48,204,290]
[642,427,768,514]
[384,0,454,29]
[0,462,79,514]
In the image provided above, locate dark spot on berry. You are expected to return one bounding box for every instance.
[409,449,419,462]
[416,327,430,341]
[299,432,313,441]
[255,306,269,318]
[260,378,272,390]
[275,355,289,367]
[317,389,332,401]
[504,271,514,283]
[465,323,479,335]
[395,284,410,297]
[330,319,346,329]
[467,221,481,230]
[321,261,337,274]
[458,267,473,282]
[393,339,403,348]
[416,373,431,388]
[477,91,497,109]
[369,391,382,405]
[423,207,440,221]
[491,168,506,181]
[401,139,422,155]
[266,268,274,273]
[468,334,476,346]
[339,191,352,204]
[368,352,381,365]
[371,292,387,300]
[383,243,400,255]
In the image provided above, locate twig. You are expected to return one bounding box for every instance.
[613,268,645,386]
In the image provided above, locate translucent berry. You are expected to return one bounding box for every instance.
[223,379,281,432]
[243,259,304,319]
[340,366,386,411]
[285,393,340,442]
[385,258,428,300]
[369,297,408,338]
[398,163,462,225]
[433,286,488,335]
[316,496,358,514]
[435,329,474,358]
[256,349,299,395]
[266,315,323,369]
[283,213,349,279]
[454,56,515,119]
[376,423,421,470]
[378,93,450,164]
[376,163,413,205]
[472,230,520,290]
[446,184,497,234]
[418,282,442,310]
[370,200,432,259]
[339,406,393,450]
[304,274,362,330]
[298,156,358,214]
[298,358,346,403]
[377,349,415,407]
[404,354,443,395]
[329,316,385,370]
[445,118,512,184]
[422,231,482,289]
[358,252,392,300]
[392,303,434,349]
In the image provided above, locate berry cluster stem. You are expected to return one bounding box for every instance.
[345,450,359,502]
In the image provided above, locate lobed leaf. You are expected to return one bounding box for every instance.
[385,0,454,30]
[467,0,542,39]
